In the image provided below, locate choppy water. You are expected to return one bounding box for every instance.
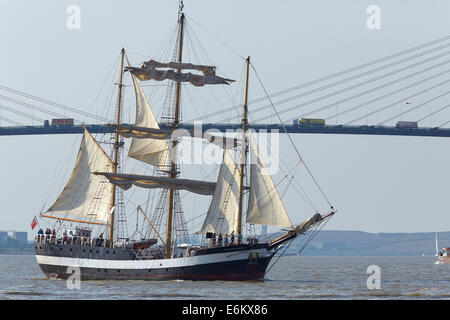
[0,254,449,300]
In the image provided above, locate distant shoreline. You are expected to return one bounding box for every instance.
[0,247,34,255]
[3,229,450,257]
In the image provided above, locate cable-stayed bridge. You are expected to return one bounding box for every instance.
[2,35,450,139]
[1,123,450,138]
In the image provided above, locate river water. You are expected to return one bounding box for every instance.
[0,254,448,300]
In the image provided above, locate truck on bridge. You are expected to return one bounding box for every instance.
[395,121,418,129]
[293,118,326,126]
[50,118,74,126]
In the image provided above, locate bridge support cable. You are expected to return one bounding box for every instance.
[0,116,25,126]
[253,49,450,124]
[437,116,450,128]
[416,103,450,124]
[0,94,82,124]
[0,85,113,124]
[324,67,450,123]
[379,89,450,125]
[346,78,450,125]
[185,35,450,124]
[0,103,46,124]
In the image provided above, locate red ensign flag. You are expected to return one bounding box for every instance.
[30,216,38,230]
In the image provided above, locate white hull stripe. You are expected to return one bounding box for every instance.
[36,249,268,270]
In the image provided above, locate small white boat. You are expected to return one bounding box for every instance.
[435,233,449,264]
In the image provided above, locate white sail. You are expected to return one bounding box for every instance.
[246,132,292,227]
[200,149,240,235]
[46,128,114,223]
[128,74,169,168]
[436,233,439,256]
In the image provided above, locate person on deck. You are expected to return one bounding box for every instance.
[37,228,43,242]
[211,233,216,247]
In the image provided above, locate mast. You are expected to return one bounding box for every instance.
[236,56,250,242]
[110,48,125,243]
[165,10,185,259]
[436,233,439,256]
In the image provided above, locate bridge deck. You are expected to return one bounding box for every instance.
[1,123,450,137]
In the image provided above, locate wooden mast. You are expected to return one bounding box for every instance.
[165,10,185,259]
[109,48,125,243]
[236,56,250,243]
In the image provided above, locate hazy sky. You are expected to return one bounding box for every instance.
[1,0,450,239]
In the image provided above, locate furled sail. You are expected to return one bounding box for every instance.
[127,74,169,168]
[45,128,114,223]
[246,132,292,227]
[117,124,171,140]
[200,149,240,235]
[142,60,217,75]
[125,59,234,87]
[96,172,216,196]
[203,132,240,149]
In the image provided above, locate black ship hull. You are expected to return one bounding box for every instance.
[35,241,274,281]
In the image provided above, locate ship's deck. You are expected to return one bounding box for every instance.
[34,235,270,261]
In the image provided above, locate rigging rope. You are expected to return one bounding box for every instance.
[186,14,246,61]
[250,62,334,210]
[265,214,333,277]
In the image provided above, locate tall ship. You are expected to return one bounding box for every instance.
[34,4,336,281]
